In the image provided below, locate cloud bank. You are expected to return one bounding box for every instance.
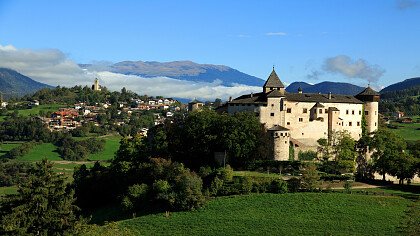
[322,55,385,83]
[0,44,260,100]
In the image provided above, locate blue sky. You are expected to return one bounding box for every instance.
[0,0,419,92]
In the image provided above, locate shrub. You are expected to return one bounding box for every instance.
[121,184,150,211]
[270,179,288,194]
[287,177,301,193]
[209,176,223,196]
[298,150,318,161]
[300,163,320,191]
[344,180,353,194]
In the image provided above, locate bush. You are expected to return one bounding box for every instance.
[287,177,301,193]
[270,179,288,194]
[121,184,150,211]
[298,150,317,161]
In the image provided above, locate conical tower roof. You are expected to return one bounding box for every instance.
[356,86,379,96]
[355,86,380,102]
[263,68,284,88]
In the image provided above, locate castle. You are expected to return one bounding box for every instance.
[227,68,379,161]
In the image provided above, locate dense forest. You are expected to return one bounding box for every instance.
[379,86,420,116]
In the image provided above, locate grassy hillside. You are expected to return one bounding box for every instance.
[388,120,420,141]
[118,193,412,235]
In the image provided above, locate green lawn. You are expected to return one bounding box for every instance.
[0,186,18,196]
[0,142,24,157]
[88,135,121,161]
[16,104,66,117]
[18,142,62,162]
[118,193,412,235]
[233,170,281,179]
[389,122,420,141]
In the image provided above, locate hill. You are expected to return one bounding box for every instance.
[115,193,412,235]
[286,81,364,95]
[81,61,265,86]
[381,77,420,93]
[0,68,52,98]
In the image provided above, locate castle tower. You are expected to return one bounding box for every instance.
[268,126,290,161]
[92,78,101,91]
[355,86,380,134]
[263,68,285,95]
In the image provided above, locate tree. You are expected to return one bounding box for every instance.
[300,163,319,191]
[370,129,408,182]
[0,160,84,235]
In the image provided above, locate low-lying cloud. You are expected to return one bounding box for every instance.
[0,44,260,100]
[322,55,385,83]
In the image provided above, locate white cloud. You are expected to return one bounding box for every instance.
[0,44,89,86]
[322,55,385,83]
[96,71,261,100]
[266,32,287,36]
[0,44,261,100]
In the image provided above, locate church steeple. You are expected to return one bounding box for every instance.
[263,67,285,94]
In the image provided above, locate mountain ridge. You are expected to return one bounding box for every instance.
[81,60,265,87]
[285,81,365,95]
[380,77,420,93]
[0,68,52,98]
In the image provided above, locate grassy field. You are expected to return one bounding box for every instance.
[389,121,420,141]
[118,193,412,235]
[16,104,66,117]
[233,170,281,179]
[0,142,23,157]
[88,135,121,161]
[0,186,18,196]
[18,142,62,162]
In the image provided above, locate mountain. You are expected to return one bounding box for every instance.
[286,81,365,95]
[0,68,52,98]
[380,77,420,93]
[81,60,265,86]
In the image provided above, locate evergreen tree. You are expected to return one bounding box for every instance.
[0,160,84,235]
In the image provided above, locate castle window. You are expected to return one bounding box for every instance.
[375,122,377,126]
[299,118,303,122]
[349,122,352,126]
[302,133,304,136]
[285,141,287,144]
[359,110,361,115]
[303,108,307,113]
[319,109,323,114]
[270,87,273,90]
[352,110,355,115]
[280,133,283,136]
[375,111,377,115]
[346,110,349,115]
[365,111,369,115]
[325,109,328,113]
[287,122,290,125]
[287,108,291,113]
[270,113,275,116]
[271,104,274,107]
[357,121,360,126]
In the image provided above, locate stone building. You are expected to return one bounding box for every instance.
[92,78,101,91]
[227,68,379,161]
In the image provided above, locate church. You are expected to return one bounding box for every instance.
[226,68,380,161]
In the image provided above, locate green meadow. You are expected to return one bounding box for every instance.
[117,193,415,235]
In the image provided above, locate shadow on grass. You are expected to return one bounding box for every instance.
[86,204,169,225]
